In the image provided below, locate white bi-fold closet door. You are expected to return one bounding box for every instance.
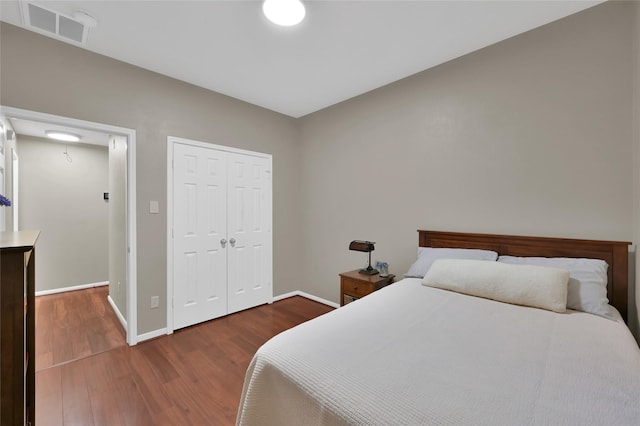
[170,138,272,331]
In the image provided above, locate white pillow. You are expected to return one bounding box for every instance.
[497,255,611,319]
[422,259,569,313]
[404,247,498,278]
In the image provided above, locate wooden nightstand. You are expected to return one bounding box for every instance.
[339,270,395,306]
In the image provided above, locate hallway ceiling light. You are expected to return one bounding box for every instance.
[262,0,306,27]
[45,130,81,142]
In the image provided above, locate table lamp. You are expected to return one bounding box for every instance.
[349,240,378,275]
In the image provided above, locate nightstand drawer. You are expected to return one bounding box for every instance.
[339,270,396,307]
[341,277,371,298]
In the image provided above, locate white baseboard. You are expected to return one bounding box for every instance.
[107,295,127,331]
[272,291,298,302]
[38,285,334,345]
[273,291,339,309]
[137,328,168,343]
[35,281,109,296]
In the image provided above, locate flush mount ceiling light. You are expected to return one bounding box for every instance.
[263,0,306,27]
[45,130,81,142]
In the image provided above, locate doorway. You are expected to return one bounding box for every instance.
[0,106,138,345]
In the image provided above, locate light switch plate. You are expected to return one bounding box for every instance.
[149,200,159,214]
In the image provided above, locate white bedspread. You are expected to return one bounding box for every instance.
[237,278,640,426]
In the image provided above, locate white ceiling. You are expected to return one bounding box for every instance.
[0,0,604,119]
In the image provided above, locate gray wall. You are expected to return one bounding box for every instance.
[1,0,638,336]
[299,2,635,309]
[0,21,300,334]
[18,137,109,291]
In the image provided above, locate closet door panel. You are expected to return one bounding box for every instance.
[227,153,272,314]
[173,143,228,329]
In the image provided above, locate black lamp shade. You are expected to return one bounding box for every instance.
[349,240,378,275]
[349,240,375,252]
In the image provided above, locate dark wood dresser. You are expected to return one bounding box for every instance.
[1,230,39,426]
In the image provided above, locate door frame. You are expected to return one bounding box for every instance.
[12,148,19,232]
[166,136,272,334]
[1,106,138,345]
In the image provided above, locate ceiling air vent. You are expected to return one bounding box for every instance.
[20,2,94,45]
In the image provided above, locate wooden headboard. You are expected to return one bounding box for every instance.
[418,230,631,322]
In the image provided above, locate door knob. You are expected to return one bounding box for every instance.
[230,238,236,247]
[220,238,227,248]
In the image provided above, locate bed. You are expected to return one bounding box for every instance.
[236,230,640,425]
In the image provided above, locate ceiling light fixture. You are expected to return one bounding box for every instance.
[263,0,306,27]
[45,130,81,142]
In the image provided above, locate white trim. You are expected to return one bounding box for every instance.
[137,328,168,343]
[126,124,138,345]
[12,149,18,231]
[272,291,299,302]
[167,137,174,333]
[1,106,138,346]
[35,281,108,296]
[108,294,127,331]
[146,293,331,343]
[168,136,272,159]
[273,291,340,309]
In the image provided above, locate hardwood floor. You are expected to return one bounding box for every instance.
[35,286,127,371]
[35,290,334,425]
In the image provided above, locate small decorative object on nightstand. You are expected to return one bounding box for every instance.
[376,261,389,277]
[339,269,395,306]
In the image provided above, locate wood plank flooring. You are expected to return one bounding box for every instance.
[35,286,127,370]
[35,290,334,425]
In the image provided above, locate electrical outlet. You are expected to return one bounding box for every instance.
[151,296,159,309]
